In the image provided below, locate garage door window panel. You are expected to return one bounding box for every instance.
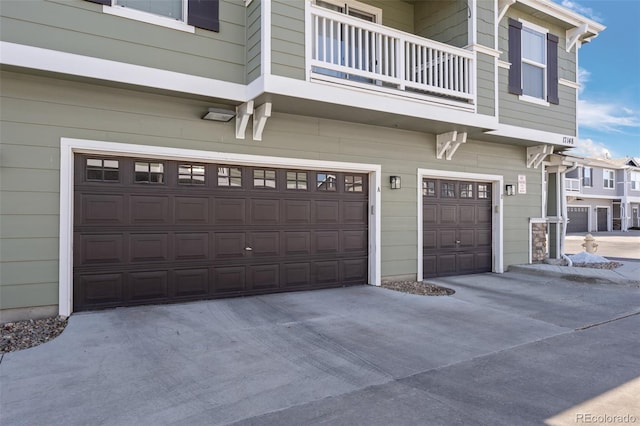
[287,171,308,190]
[478,184,490,199]
[459,182,474,199]
[218,167,242,187]
[178,164,205,185]
[87,158,120,182]
[345,175,364,192]
[423,180,436,197]
[441,182,456,198]
[135,161,164,184]
[253,169,277,189]
[317,173,337,191]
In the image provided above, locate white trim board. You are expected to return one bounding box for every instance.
[59,138,382,316]
[416,168,504,281]
[0,42,247,102]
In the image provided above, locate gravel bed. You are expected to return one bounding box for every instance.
[381,280,455,296]
[1,316,68,354]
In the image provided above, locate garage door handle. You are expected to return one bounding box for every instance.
[244,247,253,251]
[456,241,461,244]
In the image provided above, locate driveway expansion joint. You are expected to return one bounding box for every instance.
[575,310,640,331]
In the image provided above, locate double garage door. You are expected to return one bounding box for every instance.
[73,155,369,311]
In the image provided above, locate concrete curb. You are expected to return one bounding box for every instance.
[508,265,640,287]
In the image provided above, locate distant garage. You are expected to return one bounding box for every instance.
[567,206,588,233]
[73,155,370,311]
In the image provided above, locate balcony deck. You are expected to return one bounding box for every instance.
[307,5,475,106]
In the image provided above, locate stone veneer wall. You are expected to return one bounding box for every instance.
[531,223,548,263]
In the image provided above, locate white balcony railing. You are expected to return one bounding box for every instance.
[308,5,475,103]
[565,178,580,192]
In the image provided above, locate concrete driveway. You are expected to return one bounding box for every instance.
[2,272,639,426]
[566,230,640,259]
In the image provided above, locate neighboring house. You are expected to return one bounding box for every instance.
[564,155,640,232]
[0,0,603,320]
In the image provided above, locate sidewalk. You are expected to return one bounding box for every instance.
[509,260,640,287]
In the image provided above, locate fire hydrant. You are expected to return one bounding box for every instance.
[582,233,598,253]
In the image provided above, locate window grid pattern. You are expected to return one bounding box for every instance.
[441,182,455,198]
[286,172,308,190]
[478,184,491,199]
[459,183,474,198]
[178,164,205,185]
[317,173,337,191]
[135,161,164,184]
[345,175,364,192]
[218,167,242,187]
[253,169,277,188]
[423,180,436,197]
[86,158,120,182]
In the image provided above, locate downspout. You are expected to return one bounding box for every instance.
[560,162,579,266]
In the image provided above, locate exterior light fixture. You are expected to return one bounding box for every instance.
[505,184,515,196]
[390,176,401,189]
[202,107,236,122]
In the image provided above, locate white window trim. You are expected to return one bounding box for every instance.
[603,169,615,190]
[59,138,382,317]
[103,3,195,33]
[416,168,504,281]
[518,94,550,106]
[519,18,548,102]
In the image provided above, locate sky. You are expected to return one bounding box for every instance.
[554,0,640,159]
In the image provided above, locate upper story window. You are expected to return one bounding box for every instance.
[603,169,615,189]
[521,26,546,99]
[508,18,559,105]
[116,0,183,21]
[630,171,640,190]
[85,0,219,33]
[582,167,592,187]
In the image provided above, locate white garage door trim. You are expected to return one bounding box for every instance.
[59,137,382,316]
[417,168,504,281]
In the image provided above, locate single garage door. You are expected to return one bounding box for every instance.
[423,179,492,278]
[73,155,368,311]
[567,207,588,233]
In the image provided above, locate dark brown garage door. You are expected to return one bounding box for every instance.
[423,179,492,278]
[567,207,588,233]
[73,156,368,311]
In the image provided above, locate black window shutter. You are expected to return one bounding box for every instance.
[547,33,559,105]
[188,0,219,32]
[508,18,523,95]
[85,0,111,5]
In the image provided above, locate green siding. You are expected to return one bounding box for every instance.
[477,52,496,117]
[272,0,305,79]
[364,0,414,33]
[497,8,578,135]
[246,0,262,82]
[476,0,495,48]
[0,0,247,84]
[414,0,468,48]
[1,71,541,310]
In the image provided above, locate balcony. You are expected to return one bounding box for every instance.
[565,178,580,193]
[307,4,475,106]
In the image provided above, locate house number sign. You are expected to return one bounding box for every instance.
[518,175,527,194]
